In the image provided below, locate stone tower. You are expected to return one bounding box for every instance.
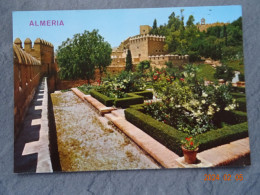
[201,18,206,25]
[140,25,152,35]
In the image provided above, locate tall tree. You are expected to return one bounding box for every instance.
[56,30,112,83]
[186,15,195,27]
[152,19,157,29]
[125,50,133,72]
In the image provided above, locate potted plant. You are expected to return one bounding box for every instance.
[181,137,199,164]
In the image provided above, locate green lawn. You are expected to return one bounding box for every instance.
[197,64,217,82]
[225,60,245,74]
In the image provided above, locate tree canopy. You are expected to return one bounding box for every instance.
[149,10,243,61]
[56,29,112,81]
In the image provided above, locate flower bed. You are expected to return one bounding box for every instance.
[124,65,248,155]
[125,107,248,156]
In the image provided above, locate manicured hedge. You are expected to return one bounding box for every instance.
[214,110,247,125]
[231,92,246,99]
[232,86,245,93]
[236,97,247,112]
[89,89,114,107]
[196,122,248,152]
[125,108,248,156]
[134,91,153,100]
[114,93,144,108]
[125,108,187,156]
[90,90,152,108]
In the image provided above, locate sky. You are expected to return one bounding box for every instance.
[13,5,242,50]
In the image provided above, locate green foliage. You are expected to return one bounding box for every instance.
[196,122,248,152]
[125,108,187,156]
[77,84,97,95]
[214,64,235,81]
[114,93,144,108]
[151,12,243,61]
[125,50,133,71]
[125,107,248,156]
[181,137,199,150]
[231,86,245,93]
[236,97,247,112]
[223,60,244,74]
[137,60,150,73]
[239,73,245,81]
[56,30,112,81]
[90,90,150,108]
[133,91,153,100]
[196,64,217,82]
[89,89,114,107]
[101,71,146,95]
[146,65,237,135]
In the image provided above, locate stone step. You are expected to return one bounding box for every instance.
[111,109,125,119]
[71,88,116,115]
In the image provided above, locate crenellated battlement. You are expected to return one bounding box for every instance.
[129,34,165,43]
[149,54,189,60]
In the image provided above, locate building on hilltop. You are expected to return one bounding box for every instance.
[108,25,189,73]
[197,18,229,32]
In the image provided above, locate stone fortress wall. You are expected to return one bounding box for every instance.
[13,38,55,138]
[110,25,189,73]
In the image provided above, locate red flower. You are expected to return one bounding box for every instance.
[180,78,184,82]
[163,120,167,123]
[153,75,158,80]
[185,137,192,141]
[190,141,194,146]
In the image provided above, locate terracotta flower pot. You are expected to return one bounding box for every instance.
[182,145,199,164]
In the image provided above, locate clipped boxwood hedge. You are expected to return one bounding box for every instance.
[89,90,152,108]
[196,122,248,152]
[232,86,245,93]
[231,92,246,99]
[236,97,247,112]
[134,91,153,100]
[125,108,187,156]
[89,89,114,107]
[125,108,248,156]
[114,93,144,108]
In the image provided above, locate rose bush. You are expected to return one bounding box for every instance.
[144,65,237,135]
[98,71,146,98]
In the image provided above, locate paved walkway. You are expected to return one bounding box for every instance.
[14,78,53,173]
[72,88,250,169]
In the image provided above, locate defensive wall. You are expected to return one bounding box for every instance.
[13,38,55,139]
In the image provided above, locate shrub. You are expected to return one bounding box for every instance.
[100,71,147,98]
[239,73,245,81]
[77,84,97,95]
[125,107,248,156]
[231,86,245,93]
[236,97,247,112]
[133,91,153,100]
[89,89,114,107]
[125,108,187,156]
[114,93,144,108]
[145,66,237,135]
[214,64,235,82]
[196,122,248,152]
